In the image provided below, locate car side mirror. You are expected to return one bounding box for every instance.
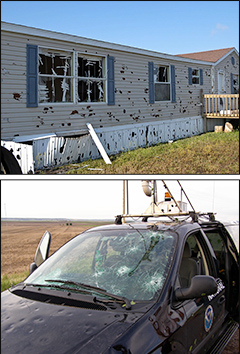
[174,275,218,301]
[29,231,51,274]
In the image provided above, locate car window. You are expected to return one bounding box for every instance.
[203,230,228,282]
[26,228,177,301]
[179,233,210,288]
[222,223,239,252]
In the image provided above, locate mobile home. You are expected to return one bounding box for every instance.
[1,22,239,173]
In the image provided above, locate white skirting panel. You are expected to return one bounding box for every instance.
[32,116,204,170]
[1,140,34,174]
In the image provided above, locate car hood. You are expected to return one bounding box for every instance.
[1,289,141,354]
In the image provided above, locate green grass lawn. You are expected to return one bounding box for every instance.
[36,131,239,175]
[1,272,29,292]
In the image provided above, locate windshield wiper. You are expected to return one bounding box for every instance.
[45,279,132,310]
[23,282,93,295]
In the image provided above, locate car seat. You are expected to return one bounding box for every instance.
[179,242,198,288]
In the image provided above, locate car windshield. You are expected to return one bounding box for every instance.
[26,227,177,301]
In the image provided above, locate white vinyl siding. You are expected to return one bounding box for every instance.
[0,25,219,141]
[212,51,239,94]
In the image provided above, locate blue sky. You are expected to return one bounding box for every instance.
[1,1,239,54]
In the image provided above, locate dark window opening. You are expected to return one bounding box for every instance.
[77,55,105,103]
[38,49,73,103]
[192,69,199,84]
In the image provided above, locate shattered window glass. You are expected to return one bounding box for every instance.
[192,69,199,84]
[155,66,169,83]
[27,228,177,301]
[77,55,106,102]
[154,65,171,101]
[38,49,73,103]
[232,74,239,93]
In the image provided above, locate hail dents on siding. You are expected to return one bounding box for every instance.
[59,139,66,154]
[13,93,22,100]
[37,116,44,126]
[70,110,79,115]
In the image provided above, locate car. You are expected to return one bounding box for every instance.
[1,212,239,354]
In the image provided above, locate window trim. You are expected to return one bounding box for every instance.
[154,64,172,102]
[37,47,110,105]
[192,69,200,85]
[76,52,107,104]
[189,67,203,86]
[38,46,75,105]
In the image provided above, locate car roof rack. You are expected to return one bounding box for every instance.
[115,211,216,225]
[115,180,216,225]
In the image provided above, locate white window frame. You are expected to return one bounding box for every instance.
[192,69,200,85]
[77,52,107,104]
[38,47,75,105]
[154,64,171,102]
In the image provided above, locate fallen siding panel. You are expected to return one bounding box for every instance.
[86,123,111,164]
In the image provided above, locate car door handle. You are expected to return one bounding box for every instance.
[217,295,225,306]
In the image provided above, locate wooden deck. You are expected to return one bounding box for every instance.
[203,94,239,119]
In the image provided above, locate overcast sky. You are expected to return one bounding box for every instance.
[1,1,239,53]
[1,179,239,223]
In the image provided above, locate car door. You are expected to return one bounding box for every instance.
[201,224,239,320]
[174,231,225,353]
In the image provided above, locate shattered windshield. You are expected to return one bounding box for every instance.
[26,228,177,301]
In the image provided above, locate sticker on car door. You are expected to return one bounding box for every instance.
[204,305,214,332]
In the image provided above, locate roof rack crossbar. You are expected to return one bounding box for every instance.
[115,211,216,225]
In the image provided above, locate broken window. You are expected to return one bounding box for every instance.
[77,55,106,103]
[154,65,171,101]
[232,74,239,93]
[26,228,177,301]
[192,69,200,84]
[38,48,73,103]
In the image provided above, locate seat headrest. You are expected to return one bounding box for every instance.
[183,242,191,258]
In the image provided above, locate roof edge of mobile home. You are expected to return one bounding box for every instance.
[2,21,238,66]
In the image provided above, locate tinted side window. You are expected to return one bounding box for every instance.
[204,231,225,276]
[179,233,209,288]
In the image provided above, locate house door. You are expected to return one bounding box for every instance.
[218,71,225,94]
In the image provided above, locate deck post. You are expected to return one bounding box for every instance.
[203,94,239,119]
[200,89,207,132]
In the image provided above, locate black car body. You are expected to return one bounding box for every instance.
[1,217,239,354]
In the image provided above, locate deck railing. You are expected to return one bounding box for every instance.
[203,94,239,119]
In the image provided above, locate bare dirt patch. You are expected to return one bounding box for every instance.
[1,220,238,353]
[1,220,108,276]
